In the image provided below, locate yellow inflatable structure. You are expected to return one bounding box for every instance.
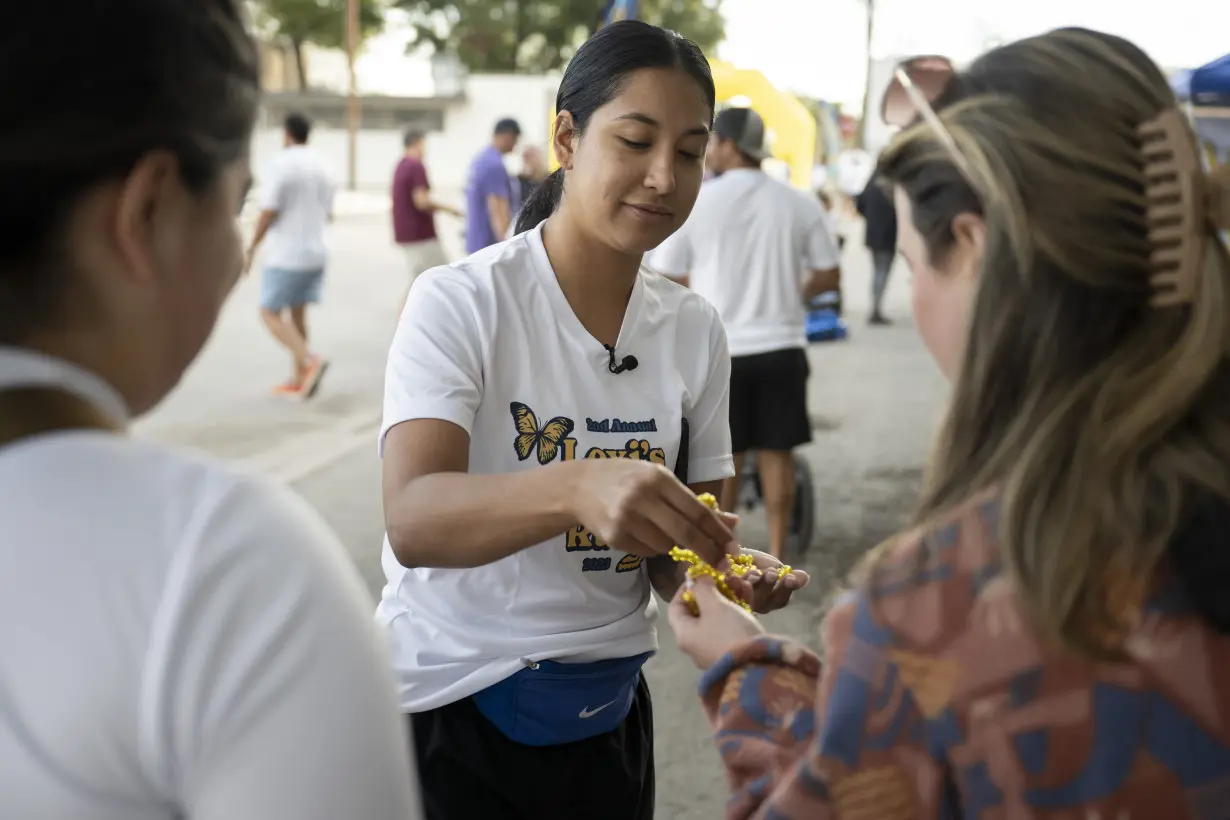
[548,59,817,190]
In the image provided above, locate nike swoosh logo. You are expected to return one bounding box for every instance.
[578,700,615,719]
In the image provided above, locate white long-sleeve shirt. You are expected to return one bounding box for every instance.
[0,347,422,820]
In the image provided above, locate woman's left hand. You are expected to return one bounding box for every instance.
[722,549,810,614]
[668,575,765,670]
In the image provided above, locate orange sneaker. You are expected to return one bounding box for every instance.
[271,380,303,398]
[299,356,329,400]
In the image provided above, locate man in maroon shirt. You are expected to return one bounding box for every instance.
[392,130,459,308]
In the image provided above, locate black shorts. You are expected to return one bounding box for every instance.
[729,346,812,453]
[409,674,655,819]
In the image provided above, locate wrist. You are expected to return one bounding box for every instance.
[549,459,590,523]
[648,554,685,599]
[698,635,817,695]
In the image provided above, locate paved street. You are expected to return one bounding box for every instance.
[136,207,948,818]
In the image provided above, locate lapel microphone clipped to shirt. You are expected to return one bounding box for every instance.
[603,344,639,375]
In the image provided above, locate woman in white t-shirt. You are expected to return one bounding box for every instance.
[379,19,808,820]
[0,3,420,818]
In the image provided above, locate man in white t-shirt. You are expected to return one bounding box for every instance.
[246,112,334,399]
[649,107,841,559]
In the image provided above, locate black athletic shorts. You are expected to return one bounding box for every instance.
[409,674,655,819]
[729,346,812,453]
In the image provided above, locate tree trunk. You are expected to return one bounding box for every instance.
[513,0,525,72]
[292,37,308,92]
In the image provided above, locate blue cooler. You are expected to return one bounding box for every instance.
[806,291,848,343]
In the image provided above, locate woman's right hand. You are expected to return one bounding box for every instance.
[570,459,737,565]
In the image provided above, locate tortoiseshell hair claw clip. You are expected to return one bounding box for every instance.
[1138,109,1230,308]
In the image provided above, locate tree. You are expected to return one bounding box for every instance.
[254,0,387,90]
[396,0,725,74]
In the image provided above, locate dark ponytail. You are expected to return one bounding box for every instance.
[515,168,565,234]
[514,20,715,235]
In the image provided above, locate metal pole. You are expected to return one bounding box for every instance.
[346,0,359,191]
[858,0,875,150]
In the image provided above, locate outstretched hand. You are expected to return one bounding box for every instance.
[668,574,765,670]
[721,548,810,614]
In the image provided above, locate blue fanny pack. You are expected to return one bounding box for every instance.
[471,652,653,746]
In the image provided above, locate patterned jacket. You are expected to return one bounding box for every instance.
[700,497,1230,818]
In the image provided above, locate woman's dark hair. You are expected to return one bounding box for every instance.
[0,1,259,344]
[514,20,715,235]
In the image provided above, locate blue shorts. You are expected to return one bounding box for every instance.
[260,267,324,312]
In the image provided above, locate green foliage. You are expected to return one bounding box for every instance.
[251,0,386,89]
[395,0,724,73]
[256,0,386,51]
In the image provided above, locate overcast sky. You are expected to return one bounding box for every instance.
[719,0,1228,105]
[351,0,1228,106]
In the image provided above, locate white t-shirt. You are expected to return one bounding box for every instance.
[836,149,875,197]
[259,145,336,271]
[376,222,735,713]
[0,348,421,820]
[649,169,840,357]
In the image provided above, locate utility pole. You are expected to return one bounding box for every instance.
[345,0,360,191]
[857,0,875,149]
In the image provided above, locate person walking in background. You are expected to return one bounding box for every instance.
[516,145,548,212]
[392,129,459,309]
[464,118,520,253]
[651,106,841,561]
[856,173,897,325]
[0,2,422,817]
[506,145,550,240]
[247,112,333,398]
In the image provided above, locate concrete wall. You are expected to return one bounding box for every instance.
[252,74,560,198]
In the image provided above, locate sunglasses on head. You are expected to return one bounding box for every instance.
[881,53,1230,309]
[881,55,974,178]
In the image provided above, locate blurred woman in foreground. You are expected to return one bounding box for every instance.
[669,27,1230,818]
[0,3,420,817]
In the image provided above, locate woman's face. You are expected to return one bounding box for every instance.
[556,67,711,256]
[162,158,252,383]
[79,153,252,415]
[894,186,982,380]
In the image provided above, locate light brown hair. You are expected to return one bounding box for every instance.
[875,28,1230,657]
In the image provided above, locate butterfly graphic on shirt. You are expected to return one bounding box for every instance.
[510,401,576,465]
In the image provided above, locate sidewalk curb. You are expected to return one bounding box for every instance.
[231,409,383,486]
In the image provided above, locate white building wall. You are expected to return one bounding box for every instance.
[251,74,560,199]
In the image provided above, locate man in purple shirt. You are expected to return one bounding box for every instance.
[464,118,520,253]
[392,130,459,307]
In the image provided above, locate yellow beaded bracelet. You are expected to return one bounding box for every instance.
[671,493,792,616]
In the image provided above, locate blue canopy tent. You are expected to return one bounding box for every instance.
[1172,54,1230,168]
[1190,54,1230,106]
[598,0,638,27]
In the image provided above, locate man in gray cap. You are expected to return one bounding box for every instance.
[650,106,841,559]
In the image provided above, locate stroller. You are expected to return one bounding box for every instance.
[737,451,817,559]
